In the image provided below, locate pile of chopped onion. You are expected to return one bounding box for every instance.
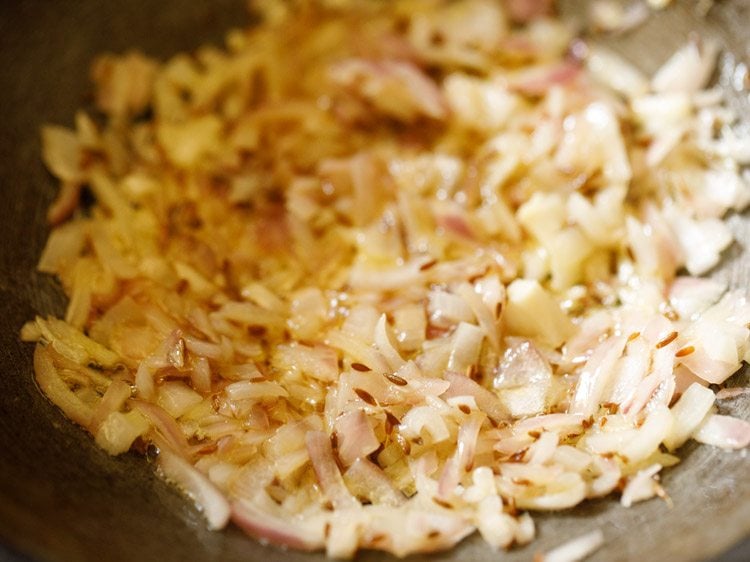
[22,0,750,558]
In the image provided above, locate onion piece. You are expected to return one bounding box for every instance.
[157,381,203,418]
[89,378,132,432]
[130,400,191,458]
[158,446,231,530]
[358,501,475,557]
[475,495,516,550]
[514,414,585,434]
[135,362,156,401]
[667,276,727,320]
[330,58,447,122]
[428,289,475,327]
[542,528,605,562]
[526,431,559,465]
[33,316,120,368]
[344,458,406,507]
[438,411,484,497]
[306,430,359,510]
[41,125,83,183]
[224,380,289,401]
[515,472,587,511]
[505,0,553,24]
[652,38,720,94]
[231,499,325,551]
[400,405,451,443]
[620,464,662,508]
[335,409,380,466]
[274,343,340,383]
[664,383,715,451]
[693,414,750,449]
[374,314,407,371]
[33,344,94,428]
[446,322,484,374]
[585,45,649,99]
[191,356,212,394]
[620,405,673,463]
[443,372,509,423]
[508,62,581,96]
[503,279,574,349]
[715,387,750,400]
[95,410,150,455]
[587,456,621,498]
[621,337,677,417]
[456,282,500,351]
[570,336,627,417]
[47,182,84,225]
[495,337,552,417]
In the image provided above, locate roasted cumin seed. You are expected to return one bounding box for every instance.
[351,362,371,372]
[509,448,528,462]
[656,331,678,349]
[419,258,437,271]
[385,410,401,434]
[512,477,532,486]
[432,497,453,509]
[354,388,378,406]
[247,325,267,337]
[384,373,408,386]
[602,402,619,414]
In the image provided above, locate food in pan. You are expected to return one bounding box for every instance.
[22,0,750,558]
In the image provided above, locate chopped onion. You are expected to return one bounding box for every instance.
[344,458,406,507]
[570,336,627,417]
[41,125,83,183]
[664,383,715,451]
[232,498,326,551]
[306,430,359,510]
[157,381,203,418]
[158,446,231,530]
[620,464,662,508]
[330,58,447,122]
[33,345,94,428]
[131,400,190,457]
[620,405,673,463]
[23,1,750,558]
[542,528,605,562]
[693,414,750,449]
[443,372,509,423]
[715,387,750,400]
[335,409,380,466]
[95,410,150,455]
[652,39,720,94]
[585,46,649,99]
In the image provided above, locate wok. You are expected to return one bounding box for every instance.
[0,1,749,561]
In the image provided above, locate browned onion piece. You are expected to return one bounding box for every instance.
[33,344,94,428]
